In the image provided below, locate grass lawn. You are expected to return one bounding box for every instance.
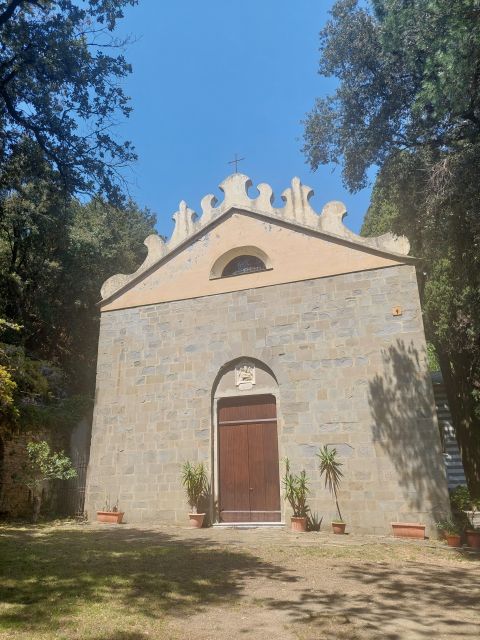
[0,521,478,640]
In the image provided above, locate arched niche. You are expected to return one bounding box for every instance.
[212,357,278,399]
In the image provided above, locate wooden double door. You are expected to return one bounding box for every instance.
[218,394,281,523]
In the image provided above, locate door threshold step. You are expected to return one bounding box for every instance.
[213,522,285,529]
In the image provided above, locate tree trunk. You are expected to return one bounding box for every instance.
[333,488,343,522]
[439,351,480,498]
[32,494,41,523]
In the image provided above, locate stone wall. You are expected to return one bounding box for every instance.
[85,264,450,533]
[0,427,32,517]
[0,426,72,519]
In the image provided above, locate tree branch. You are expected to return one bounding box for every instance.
[0,86,64,176]
[0,0,24,28]
[0,0,45,28]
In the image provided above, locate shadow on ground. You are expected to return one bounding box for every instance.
[1,525,478,640]
[0,525,295,636]
[259,559,479,639]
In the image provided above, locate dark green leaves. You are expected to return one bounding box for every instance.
[282,458,310,518]
[181,462,209,512]
[317,446,344,521]
[20,440,77,492]
[317,446,343,496]
[304,0,480,496]
[303,0,480,191]
[0,0,138,203]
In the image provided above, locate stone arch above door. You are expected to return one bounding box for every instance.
[212,358,281,524]
[212,357,278,400]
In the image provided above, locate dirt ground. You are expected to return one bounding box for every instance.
[165,525,479,640]
[0,521,478,640]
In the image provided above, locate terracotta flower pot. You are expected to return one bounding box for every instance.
[96,511,124,524]
[291,516,307,532]
[189,513,205,528]
[332,522,346,535]
[391,522,425,539]
[465,530,480,549]
[446,534,461,548]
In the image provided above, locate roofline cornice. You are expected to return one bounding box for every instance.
[99,173,414,307]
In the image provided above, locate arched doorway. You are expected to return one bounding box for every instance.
[213,358,281,524]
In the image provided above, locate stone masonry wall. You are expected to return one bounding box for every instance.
[85,264,450,534]
[0,427,31,517]
[0,426,69,518]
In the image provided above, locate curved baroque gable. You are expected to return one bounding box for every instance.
[101,173,410,301]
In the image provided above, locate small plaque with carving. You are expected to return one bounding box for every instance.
[235,361,256,390]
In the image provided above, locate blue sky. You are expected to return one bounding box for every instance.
[116,1,373,237]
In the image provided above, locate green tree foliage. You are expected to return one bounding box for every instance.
[0,0,137,204]
[0,184,157,422]
[450,485,480,530]
[0,318,19,414]
[0,364,16,412]
[16,440,76,522]
[303,0,480,496]
[0,0,153,534]
[0,1,155,451]
[43,196,157,392]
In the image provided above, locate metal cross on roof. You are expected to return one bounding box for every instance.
[228,153,245,173]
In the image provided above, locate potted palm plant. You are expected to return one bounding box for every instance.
[317,445,345,534]
[283,458,310,532]
[181,461,208,528]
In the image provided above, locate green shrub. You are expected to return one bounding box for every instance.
[15,440,76,522]
[435,518,460,535]
[450,485,480,530]
[181,462,208,514]
[282,458,310,518]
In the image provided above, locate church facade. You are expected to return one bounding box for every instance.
[85,173,449,533]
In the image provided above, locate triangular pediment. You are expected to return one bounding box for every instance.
[100,174,413,312]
